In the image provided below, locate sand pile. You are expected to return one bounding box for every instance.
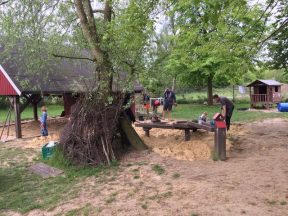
[25,133,60,149]
[135,126,231,161]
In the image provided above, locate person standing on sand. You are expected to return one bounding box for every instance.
[143,92,150,119]
[213,94,234,130]
[40,106,48,136]
[163,88,176,121]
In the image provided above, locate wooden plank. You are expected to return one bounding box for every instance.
[214,128,226,160]
[33,103,38,121]
[184,129,190,141]
[187,122,215,132]
[135,121,214,132]
[29,163,64,178]
[120,117,148,150]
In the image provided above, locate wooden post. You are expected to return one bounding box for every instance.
[232,85,235,102]
[249,87,252,108]
[214,128,226,160]
[13,96,22,139]
[184,129,191,141]
[143,128,150,137]
[33,102,38,121]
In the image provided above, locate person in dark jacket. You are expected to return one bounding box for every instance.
[163,88,176,121]
[213,94,234,130]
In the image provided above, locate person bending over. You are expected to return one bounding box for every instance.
[213,94,234,130]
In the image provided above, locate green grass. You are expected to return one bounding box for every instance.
[65,204,94,216]
[172,173,180,179]
[0,147,119,214]
[152,164,165,175]
[141,203,148,210]
[171,103,288,123]
[1,95,288,125]
[0,104,63,123]
[178,87,250,103]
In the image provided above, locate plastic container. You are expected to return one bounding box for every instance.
[277,103,288,112]
[42,142,58,159]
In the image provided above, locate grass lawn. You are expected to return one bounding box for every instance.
[171,103,288,123]
[1,103,288,124]
[0,147,119,214]
[0,104,63,123]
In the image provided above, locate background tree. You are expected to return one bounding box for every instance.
[267,0,288,72]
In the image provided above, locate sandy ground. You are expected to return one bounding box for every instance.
[134,125,233,161]
[0,117,66,145]
[2,118,288,216]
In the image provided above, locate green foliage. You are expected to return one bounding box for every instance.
[0,0,71,88]
[268,0,288,71]
[172,104,288,123]
[145,0,269,95]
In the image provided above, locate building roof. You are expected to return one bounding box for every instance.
[0,46,143,96]
[247,79,282,87]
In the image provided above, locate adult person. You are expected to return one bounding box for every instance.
[213,94,234,130]
[163,88,176,121]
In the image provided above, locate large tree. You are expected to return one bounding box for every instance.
[148,0,269,105]
[267,0,288,72]
[0,0,158,165]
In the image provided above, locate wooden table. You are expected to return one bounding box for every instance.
[135,120,226,161]
[135,120,214,141]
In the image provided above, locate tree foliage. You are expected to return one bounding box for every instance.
[268,0,288,71]
[146,0,269,103]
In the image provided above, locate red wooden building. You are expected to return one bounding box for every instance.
[0,48,143,139]
[247,79,282,108]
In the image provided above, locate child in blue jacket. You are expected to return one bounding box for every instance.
[40,106,48,136]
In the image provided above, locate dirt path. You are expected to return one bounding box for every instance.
[2,118,288,216]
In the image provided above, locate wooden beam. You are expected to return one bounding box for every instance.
[33,102,38,121]
[143,128,151,137]
[214,128,226,160]
[184,129,191,141]
[13,96,22,138]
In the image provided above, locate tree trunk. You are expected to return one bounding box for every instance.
[74,0,112,93]
[172,75,177,92]
[207,74,213,106]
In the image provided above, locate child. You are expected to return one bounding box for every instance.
[40,106,48,136]
[153,99,160,114]
[143,93,150,119]
[198,112,208,124]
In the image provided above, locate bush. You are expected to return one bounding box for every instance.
[176,98,192,104]
[0,97,9,109]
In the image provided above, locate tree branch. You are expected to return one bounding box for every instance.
[0,1,9,6]
[92,9,105,14]
[259,18,288,47]
[104,0,112,22]
[52,53,96,62]
[74,0,104,63]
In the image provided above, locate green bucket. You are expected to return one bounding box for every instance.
[42,142,58,159]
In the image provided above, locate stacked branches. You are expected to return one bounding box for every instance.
[60,92,124,166]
